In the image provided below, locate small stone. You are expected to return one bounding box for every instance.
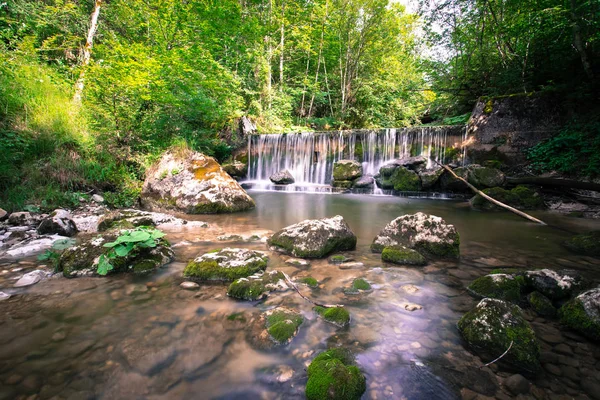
[400,284,420,294]
[339,262,364,269]
[404,303,423,311]
[544,363,562,376]
[14,270,45,287]
[0,208,7,221]
[180,281,200,290]
[553,344,573,356]
[5,374,22,385]
[581,378,600,400]
[0,291,10,301]
[92,194,104,203]
[125,284,148,296]
[276,365,294,383]
[285,258,310,267]
[52,331,67,342]
[504,374,530,395]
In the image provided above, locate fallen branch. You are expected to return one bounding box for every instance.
[479,340,513,369]
[281,271,341,309]
[436,162,546,225]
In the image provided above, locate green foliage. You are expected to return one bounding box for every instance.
[38,238,77,271]
[97,227,166,275]
[300,276,319,288]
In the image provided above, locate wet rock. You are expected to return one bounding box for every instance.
[306,348,366,400]
[329,254,354,264]
[285,258,310,267]
[222,161,248,180]
[5,235,68,257]
[0,208,6,221]
[381,245,427,266]
[314,306,350,327]
[333,160,362,181]
[371,212,460,259]
[467,165,505,189]
[14,270,47,287]
[377,166,421,191]
[37,209,78,237]
[504,374,530,395]
[227,270,288,300]
[524,269,584,300]
[180,281,200,290]
[439,166,470,191]
[331,180,354,189]
[467,273,524,303]
[458,298,540,374]
[559,287,600,341]
[353,175,375,189]
[298,276,318,288]
[581,378,600,400]
[268,215,357,258]
[8,211,34,226]
[471,186,544,211]
[404,303,422,311]
[401,284,420,294]
[0,291,10,301]
[264,307,303,344]
[527,291,556,317]
[270,170,295,185]
[141,150,255,213]
[563,231,600,257]
[419,168,444,190]
[344,278,371,294]
[184,248,268,282]
[338,262,364,269]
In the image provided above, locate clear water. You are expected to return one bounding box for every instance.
[1,192,600,400]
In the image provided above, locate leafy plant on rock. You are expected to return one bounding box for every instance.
[97,227,166,275]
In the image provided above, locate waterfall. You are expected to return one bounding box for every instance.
[246,126,463,191]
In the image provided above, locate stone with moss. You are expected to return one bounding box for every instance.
[222,161,248,180]
[381,246,427,266]
[467,165,505,189]
[306,348,366,400]
[183,248,268,281]
[527,291,556,317]
[268,216,357,258]
[458,298,540,374]
[378,167,421,191]
[371,212,460,260]
[270,170,295,185]
[333,160,362,181]
[523,269,584,300]
[558,288,600,341]
[314,306,350,327]
[439,167,470,192]
[467,274,524,303]
[344,278,371,294]
[471,186,544,211]
[58,232,174,278]
[419,168,444,190]
[329,254,353,264]
[563,231,600,257]
[331,180,354,189]
[141,150,255,214]
[227,270,288,300]
[299,276,319,288]
[265,307,304,344]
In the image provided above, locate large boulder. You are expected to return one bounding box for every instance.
[141,150,255,214]
[563,231,600,257]
[353,175,375,189]
[467,273,525,303]
[58,230,174,278]
[8,211,34,226]
[268,215,357,258]
[470,186,544,211]
[227,270,288,300]
[524,269,585,300]
[333,160,362,181]
[37,209,78,237]
[183,248,268,281]
[467,165,505,188]
[305,348,366,400]
[419,168,444,190]
[458,298,540,374]
[439,167,470,191]
[371,212,460,259]
[559,288,600,341]
[222,161,248,180]
[377,167,421,191]
[270,170,295,185]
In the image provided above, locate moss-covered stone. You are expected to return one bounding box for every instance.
[265,308,303,344]
[184,248,268,281]
[563,231,600,257]
[329,254,353,264]
[97,210,155,232]
[558,288,600,341]
[467,166,505,188]
[344,278,371,295]
[314,306,351,327]
[306,349,366,400]
[467,274,524,303]
[523,269,584,300]
[439,167,470,191]
[331,180,354,189]
[471,186,544,211]
[381,246,427,266]
[527,291,556,317]
[458,298,540,374]
[333,160,362,181]
[379,167,421,191]
[227,270,286,300]
[299,276,319,288]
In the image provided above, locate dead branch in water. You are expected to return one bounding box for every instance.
[281,271,341,309]
[479,340,513,369]
[436,162,546,225]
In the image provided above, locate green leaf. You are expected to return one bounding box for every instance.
[121,231,151,243]
[139,238,157,248]
[52,238,76,250]
[114,244,132,257]
[97,254,113,276]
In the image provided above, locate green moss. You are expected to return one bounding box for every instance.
[265,309,304,344]
[306,349,366,400]
[484,99,494,114]
[330,255,348,263]
[490,268,522,275]
[333,162,361,181]
[467,274,524,303]
[300,276,319,288]
[563,231,600,256]
[227,279,266,300]
[415,239,460,260]
[527,291,556,317]
[382,167,421,191]
[314,306,350,327]
[559,299,600,341]
[183,256,267,282]
[227,312,246,322]
[381,246,426,266]
[351,278,371,291]
[472,186,544,211]
[269,234,356,259]
[331,180,354,189]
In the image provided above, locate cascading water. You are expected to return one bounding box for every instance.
[245,126,463,192]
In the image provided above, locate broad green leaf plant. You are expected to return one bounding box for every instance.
[97,227,166,275]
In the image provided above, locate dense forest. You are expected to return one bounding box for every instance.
[0,0,598,210]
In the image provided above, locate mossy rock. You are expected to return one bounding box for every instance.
[227,270,287,301]
[97,210,155,232]
[265,307,304,344]
[314,306,351,328]
[439,167,470,192]
[381,246,427,266]
[299,276,319,288]
[558,288,600,341]
[306,348,366,400]
[184,248,268,281]
[471,186,544,211]
[467,274,525,303]
[419,168,444,190]
[523,269,584,300]
[333,160,362,181]
[467,166,505,189]
[331,180,354,189]
[527,291,556,317]
[458,298,540,374]
[344,278,371,294]
[563,231,600,257]
[380,167,421,191]
[329,254,353,264]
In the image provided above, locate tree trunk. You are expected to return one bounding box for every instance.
[73,0,102,103]
[570,0,594,81]
[279,0,285,91]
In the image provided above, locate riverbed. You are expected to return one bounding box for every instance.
[1,192,599,399]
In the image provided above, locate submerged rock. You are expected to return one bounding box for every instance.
[270,170,295,185]
[306,348,366,400]
[298,276,319,288]
[344,278,371,294]
[37,209,77,237]
[371,212,460,259]
[14,270,47,287]
[559,287,600,341]
[264,307,303,344]
[381,246,427,266]
[180,281,200,290]
[524,269,584,300]
[333,160,362,181]
[470,186,544,211]
[141,150,255,214]
[184,248,268,281]
[527,291,556,317]
[563,231,600,257]
[268,215,357,258]
[227,270,288,300]
[314,306,350,327]
[458,298,540,374]
[467,274,524,303]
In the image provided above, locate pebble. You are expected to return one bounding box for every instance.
[504,374,530,395]
[125,284,148,296]
[544,363,562,376]
[404,303,422,311]
[400,284,419,294]
[180,281,200,290]
[276,365,294,383]
[285,258,310,267]
[581,378,600,400]
[0,291,10,301]
[52,331,67,342]
[14,270,45,287]
[339,262,364,269]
